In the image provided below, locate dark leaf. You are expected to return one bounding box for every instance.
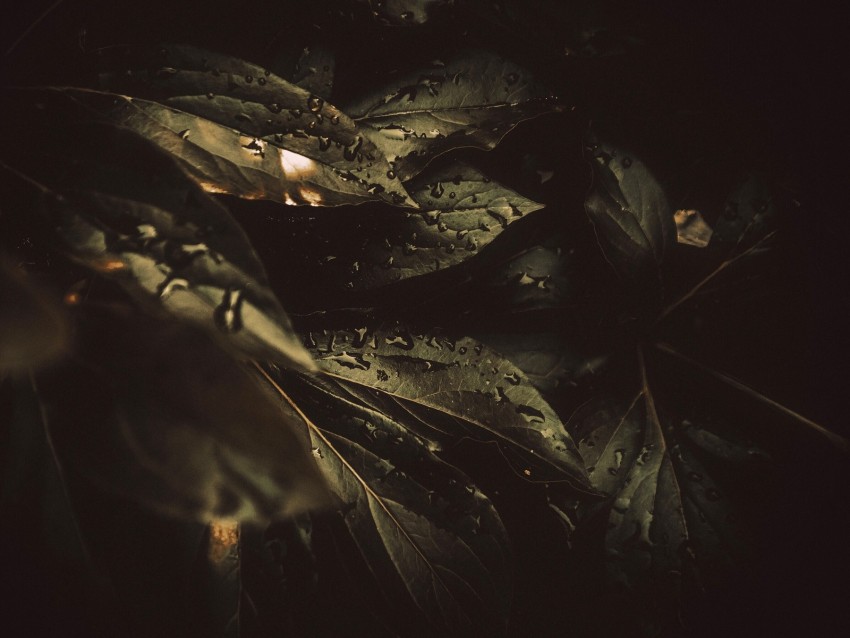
[292,46,335,100]
[35,305,329,523]
[346,51,563,180]
[712,174,778,247]
[0,258,69,373]
[568,349,764,612]
[98,44,413,207]
[357,0,452,25]
[298,161,545,291]
[0,87,315,371]
[584,137,674,282]
[256,366,512,634]
[302,324,591,489]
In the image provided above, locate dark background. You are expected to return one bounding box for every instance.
[1,1,847,636]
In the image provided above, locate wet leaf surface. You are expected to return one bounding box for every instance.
[302,324,591,489]
[346,51,564,180]
[98,44,413,207]
[257,366,512,634]
[0,87,315,371]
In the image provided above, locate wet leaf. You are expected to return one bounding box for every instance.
[584,137,674,281]
[98,44,412,207]
[34,303,329,523]
[568,350,761,606]
[302,161,545,291]
[292,46,335,100]
[256,367,512,634]
[358,0,452,25]
[0,258,69,373]
[302,324,591,489]
[0,87,315,371]
[346,51,563,180]
[712,175,778,246]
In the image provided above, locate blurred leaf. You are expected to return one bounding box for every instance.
[98,44,413,207]
[0,258,69,373]
[302,324,592,489]
[674,209,713,248]
[712,175,778,247]
[346,51,563,180]
[584,137,674,283]
[0,87,315,371]
[257,367,512,634]
[35,304,329,523]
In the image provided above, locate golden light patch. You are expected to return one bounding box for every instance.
[90,258,126,272]
[280,149,317,180]
[207,519,239,564]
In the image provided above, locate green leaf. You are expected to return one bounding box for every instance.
[712,174,778,246]
[289,161,545,292]
[256,366,512,634]
[98,44,413,207]
[0,87,315,371]
[584,137,674,281]
[303,324,591,489]
[346,51,563,180]
[35,305,329,523]
[567,349,764,610]
[291,46,335,100]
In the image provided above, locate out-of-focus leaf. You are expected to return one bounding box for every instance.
[0,258,69,373]
[674,209,713,248]
[568,350,766,606]
[35,305,329,523]
[292,46,335,100]
[584,138,674,281]
[346,51,563,180]
[0,88,315,371]
[98,44,413,207]
[295,161,545,291]
[357,0,452,25]
[712,175,778,246]
[302,324,592,489]
[256,367,512,634]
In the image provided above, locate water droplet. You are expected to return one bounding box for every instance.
[505,72,519,85]
[206,92,215,99]
[386,170,396,179]
[245,74,254,83]
[330,114,340,125]
[178,129,190,140]
[622,157,632,168]
[258,76,266,86]
[307,95,324,113]
[430,182,445,198]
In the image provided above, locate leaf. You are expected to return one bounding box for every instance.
[303,324,592,489]
[568,349,761,605]
[35,304,329,523]
[584,137,675,281]
[712,174,778,246]
[97,44,413,207]
[357,0,452,25]
[0,87,315,371]
[292,46,335,100]
[256,366,512,634]
[346,51,563,180]
[291,161,545,292]
[0,258,69,373]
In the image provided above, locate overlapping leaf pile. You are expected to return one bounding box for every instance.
[0,2,844,637]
